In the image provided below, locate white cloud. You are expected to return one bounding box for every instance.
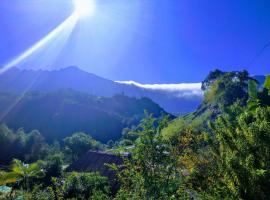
[115,80,203,97]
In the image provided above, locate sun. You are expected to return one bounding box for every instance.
[73,0,96,18]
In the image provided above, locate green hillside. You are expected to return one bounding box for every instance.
[0,70,269,200]
[0,89,169,142]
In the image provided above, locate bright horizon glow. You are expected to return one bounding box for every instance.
[73,0,96,18]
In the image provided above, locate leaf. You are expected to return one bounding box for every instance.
[0,171,20,185]
[248,80,258,99]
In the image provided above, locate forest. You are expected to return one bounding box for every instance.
[0,70,270,200]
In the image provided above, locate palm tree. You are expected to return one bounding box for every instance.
[0,159,45,191]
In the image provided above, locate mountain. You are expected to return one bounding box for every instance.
[0,89,168,142]
[162,72,270,140]
[0,67,202,114]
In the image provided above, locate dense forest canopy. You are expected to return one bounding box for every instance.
[0,89,169,143]
[0,70,269,200]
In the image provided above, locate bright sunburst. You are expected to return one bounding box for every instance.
[73,0,96,18]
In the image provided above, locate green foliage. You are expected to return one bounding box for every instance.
[1,69,270,200]
[14,172,109,200]
[37,153,64,186]
[203,70,249,107]
[0,90,168,143]
[264,75,270,94]
[45,154,64,178]
[106,140,115,148]
[121,127,140,142]
[248,79,258,99]
[119,139,133,146]
[116,114,183,199]
[211,106,270,199]
[174,70,252,136]
[64,132,103,161]
[157,70,270,199]
[161,118,186,140]
[28,185,56,200]
[0,159,45,191]
[62,172,110,200]
[0,125,47,164]
[247,75,270,108]
[201,69,224,91]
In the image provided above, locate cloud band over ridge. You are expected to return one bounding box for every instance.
[115,81,203,97]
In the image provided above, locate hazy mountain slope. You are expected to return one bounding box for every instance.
[0,67,202,114]
[0,90,168,142]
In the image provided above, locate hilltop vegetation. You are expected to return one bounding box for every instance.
[0,89,168,142]
[0,70,269,200]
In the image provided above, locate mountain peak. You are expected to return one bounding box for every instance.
[59,66,81,72]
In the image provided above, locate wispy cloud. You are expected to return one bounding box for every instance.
[115,81,203,97]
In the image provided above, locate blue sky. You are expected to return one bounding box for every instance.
[0,0,270,83]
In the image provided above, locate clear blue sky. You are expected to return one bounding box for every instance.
[0,0,270,83]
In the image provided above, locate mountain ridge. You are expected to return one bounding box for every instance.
[0,89,169,142]
[0,66,203,114]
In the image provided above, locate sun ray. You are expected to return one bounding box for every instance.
[0,11,81,120]
[0,13,78,74]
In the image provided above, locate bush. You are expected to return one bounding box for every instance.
[63,172,110,199]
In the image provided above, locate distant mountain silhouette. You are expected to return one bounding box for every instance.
[0,89,168,142]
[0,66,203,114]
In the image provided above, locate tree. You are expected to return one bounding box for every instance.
[248,79,258,100]
[39,153,64,185]
[264,75,270,94]
[64,132,102,161]
[248,76,270,107]
[63,172,109,199]
[24,130,46,162]
[122,127,139,142]
[0,125,47,164]
[201,69,224,91]
[203,70,250,107]
[107,140,115,148]
[0,159,45,191]
[211,106,270,199]
[116,115,184,199]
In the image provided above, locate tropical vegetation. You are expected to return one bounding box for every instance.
[0,70,269,199]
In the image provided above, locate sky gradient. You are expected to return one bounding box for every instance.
[0,0,270,83]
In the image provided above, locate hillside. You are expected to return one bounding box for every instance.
[0,67,202,114]
[0,89,169,142]
[162,70,262,138]
[1,70,269,200]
